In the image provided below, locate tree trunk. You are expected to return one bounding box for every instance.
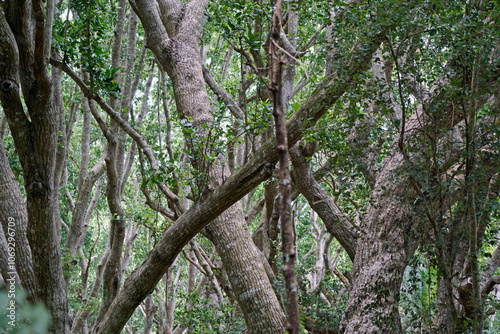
[131,1,287,332]
[70,5,382,329]
[0,142,36,302]
[168,30,287,334]
[339,150,421,333]
[340,49,499,332]
[269,1,300,331]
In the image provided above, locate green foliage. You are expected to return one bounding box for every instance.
[3,0,499,332]
[53,0,120,95]
[0,289,50,334]
[400,252,437,332]
[176,292,242,333]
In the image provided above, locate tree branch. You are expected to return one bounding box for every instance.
[84,31,384,332]
[202,65,244,119]
[50,58,184,211]
[130,0,171,56]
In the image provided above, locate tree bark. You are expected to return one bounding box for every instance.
[131,1,288,333]
[0,141,36,302]
[0,3,68,332]
[269,1,300,332]
[290,144,358,261]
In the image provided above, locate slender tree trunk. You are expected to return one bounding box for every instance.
[131,1,287,332]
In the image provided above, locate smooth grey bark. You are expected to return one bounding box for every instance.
[202,65,244,120]
[0,223,21,287]
[345,48,401,189]
[252,184,280,276]
[142,293,157,334]
[434,149,500,332]
[339,151,420,334]
[0,112,7,140]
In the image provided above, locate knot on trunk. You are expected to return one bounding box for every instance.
[0,79,16,93]
[261,162,275,178]
[299,140,318,157]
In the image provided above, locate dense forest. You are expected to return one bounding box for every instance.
[0,0,500,333]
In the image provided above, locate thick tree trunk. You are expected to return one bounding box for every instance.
[142,293,157,334]
[0,3,69,332]
[165,30,287,334]
[131,1,287,332]
[339,150,421,334]
[290,144,358,261]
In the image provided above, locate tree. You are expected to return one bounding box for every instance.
[0,1,68,332]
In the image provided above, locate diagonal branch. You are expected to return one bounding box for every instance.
[269,0,300,332]
[202,65,244,119]
[80,31,383,333]
[290,143,358,261]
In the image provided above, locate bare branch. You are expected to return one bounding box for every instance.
[202,65,244,119]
